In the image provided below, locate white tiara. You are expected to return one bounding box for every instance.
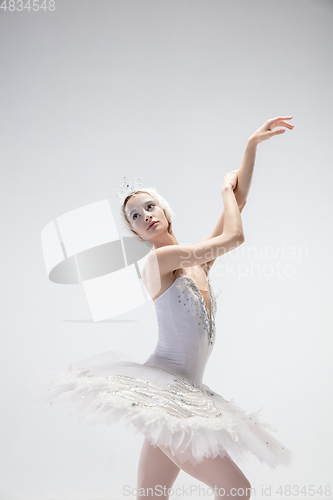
[115,176,145,203]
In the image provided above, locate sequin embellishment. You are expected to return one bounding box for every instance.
[180,275,216,346]
[102,373,223,418]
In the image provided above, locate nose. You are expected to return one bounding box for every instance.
[145,214,152,221]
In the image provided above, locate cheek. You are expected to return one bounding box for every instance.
[132,218,142,227]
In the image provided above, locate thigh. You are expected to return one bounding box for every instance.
[137,437,181,491]
[158,444,251,496]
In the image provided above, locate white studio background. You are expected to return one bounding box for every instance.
[1,1,332,499]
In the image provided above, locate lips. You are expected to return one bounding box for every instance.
[148,221,158,230]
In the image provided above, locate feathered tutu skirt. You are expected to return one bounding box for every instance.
[27,350,295,469]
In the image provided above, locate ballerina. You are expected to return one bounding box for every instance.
[29,116,295,499]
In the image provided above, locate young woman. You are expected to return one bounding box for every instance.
[31,116,294,499]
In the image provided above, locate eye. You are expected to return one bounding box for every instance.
[132,204,154,221]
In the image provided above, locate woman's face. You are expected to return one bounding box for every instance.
[125,192,169,240]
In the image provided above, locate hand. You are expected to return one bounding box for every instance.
[222,170,238,192]
[249,116,294,145]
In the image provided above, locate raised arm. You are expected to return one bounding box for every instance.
[145,173,244,280]
[201,140,256,244]
[203,116,294,242]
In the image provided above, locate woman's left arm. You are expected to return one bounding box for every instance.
[232,137,258,207]
[203,116,294,242]
[236,115,294,205]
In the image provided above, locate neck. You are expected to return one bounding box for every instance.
[151,228,179,250]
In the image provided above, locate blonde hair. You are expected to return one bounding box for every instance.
[119,187,175,246]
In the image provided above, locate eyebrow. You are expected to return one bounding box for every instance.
[129,200,155,217]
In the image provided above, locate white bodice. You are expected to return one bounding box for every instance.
[144,274,217,387]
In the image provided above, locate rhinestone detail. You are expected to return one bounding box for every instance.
[99,373,223,418]
[179,275,216,346]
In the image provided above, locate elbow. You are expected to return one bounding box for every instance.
[223,230,245,248]
[234,231,245,246]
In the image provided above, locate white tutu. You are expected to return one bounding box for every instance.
[27,349,295,469]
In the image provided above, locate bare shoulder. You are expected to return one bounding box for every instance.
[144,244,191,281]
[143,245,184,278]
[142,253,177,301]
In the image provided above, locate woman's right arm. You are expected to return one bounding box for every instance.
[147,178,245,277]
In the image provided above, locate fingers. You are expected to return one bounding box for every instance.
[268,116,293,122]
[271,122,292,131]
[270,128,286,137]
[267,116,294,129]
[278,121,294,129]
